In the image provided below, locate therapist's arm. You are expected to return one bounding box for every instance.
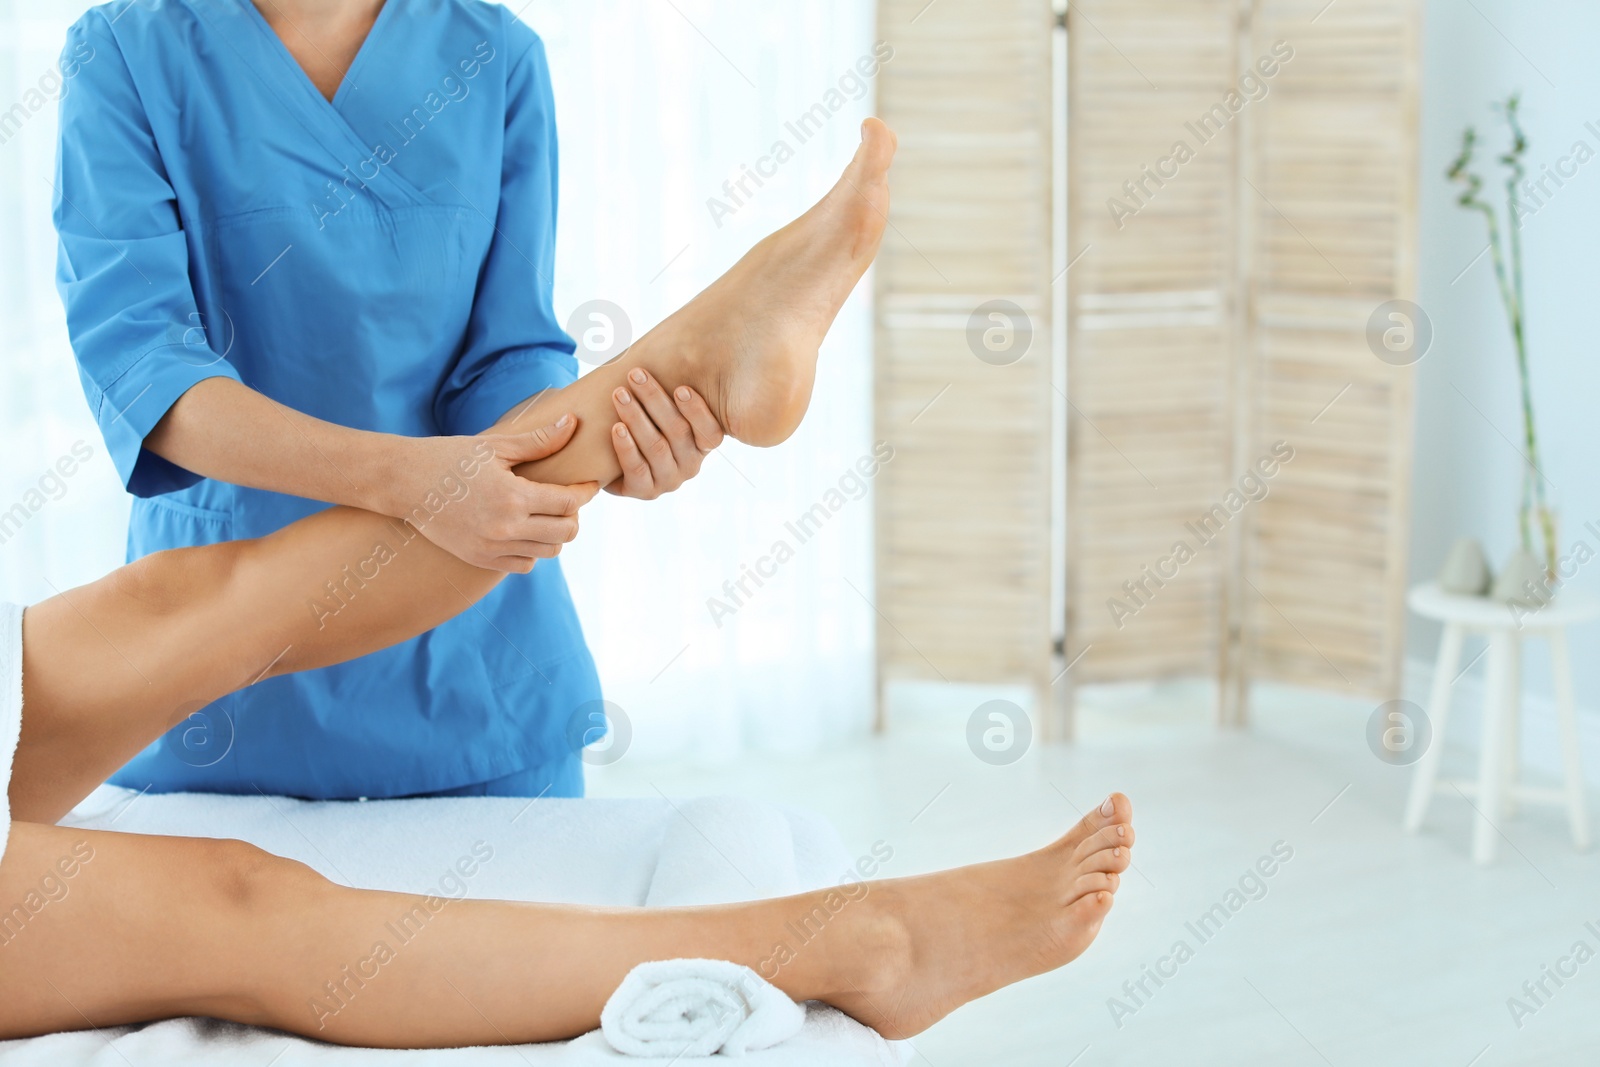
[52,14,571,573]
[146,375,722,574]
[143,377,595,572]
[54,13,710,574]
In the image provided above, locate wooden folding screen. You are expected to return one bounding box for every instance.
[872,0,1058,728]
[1063,0,1420,725]
[1063,0,1245,715]
[873,0,1418,731]
[1235,0,1420,713]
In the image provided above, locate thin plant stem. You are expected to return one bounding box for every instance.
[1447,94,1557,576]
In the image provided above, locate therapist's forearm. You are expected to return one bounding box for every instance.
[145,378,420,515]
[146,376,618,573]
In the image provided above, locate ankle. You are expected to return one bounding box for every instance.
[819,888,912,1002]
[613,311,726,426]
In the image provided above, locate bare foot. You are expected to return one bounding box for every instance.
[632,117,897,447]
[827,793,1134,1039]
[494,120,897,490]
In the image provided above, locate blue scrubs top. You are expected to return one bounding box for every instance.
[53,0,602,799]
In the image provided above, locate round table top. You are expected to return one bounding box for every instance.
[1407,582,1600,629]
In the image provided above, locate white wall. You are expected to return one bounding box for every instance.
[1411,0,1600,718]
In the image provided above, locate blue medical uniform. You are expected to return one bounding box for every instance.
[53,0,602,799]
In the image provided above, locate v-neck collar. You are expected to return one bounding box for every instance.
[236,0,397,112]
[211,0,426,206]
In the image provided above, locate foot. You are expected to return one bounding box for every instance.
[828,793,1135,1039]
[634,118,897,447]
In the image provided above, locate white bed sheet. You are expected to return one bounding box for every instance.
[0,790,906,1066]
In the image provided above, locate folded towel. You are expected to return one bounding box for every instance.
[600,959,806,1058]
[0,603,25,870]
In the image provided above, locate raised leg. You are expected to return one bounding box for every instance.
[0,801,1134,1045]
[14,503,537,824]
[1404,622,1464,832]
[1473,633,1517,865]
[1549,629,1591,849]
[12,122,898,827]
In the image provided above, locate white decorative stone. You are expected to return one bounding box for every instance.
[1436,537,1491,596]
[1491,548,1549,608]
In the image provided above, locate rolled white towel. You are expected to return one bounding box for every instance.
[600,958,806,1058]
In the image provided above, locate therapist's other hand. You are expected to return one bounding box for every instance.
[606,369,725,499]
[399,415,600,574]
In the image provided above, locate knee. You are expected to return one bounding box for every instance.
[199,838,327,913]
[187,838,333,1027]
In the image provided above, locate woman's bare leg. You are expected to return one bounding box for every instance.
[13,491,555,823]
[0,799,1132,1045]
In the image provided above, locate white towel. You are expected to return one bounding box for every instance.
[0,603,24,870]
[600,959,806,1058]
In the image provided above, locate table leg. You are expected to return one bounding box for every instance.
[1474,632,1516,865]
[1405,622,1464,832]
[1503,637,1522,817]
[1550,629,1592,850]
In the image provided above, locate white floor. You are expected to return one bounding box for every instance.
[589,681,1600,1067]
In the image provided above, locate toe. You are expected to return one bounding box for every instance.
[1062,886,1115,938]
[841,119,896,206]
[1051,791,1134,853]
[1044,886,1116,967]
[1068,870,1120,904]
[857,118,898,177]
[1080,844,1133,876]
[1071,817,1136,861]
[1101,792,1134,826]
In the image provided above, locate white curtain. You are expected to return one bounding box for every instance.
[0,1,878,761]
[0,0,128,601]
[532,1,879,762]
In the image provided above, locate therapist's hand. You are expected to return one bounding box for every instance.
[396,415,600,574]
[605,369,725,499]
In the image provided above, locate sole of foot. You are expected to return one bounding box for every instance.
[631,119,898,448]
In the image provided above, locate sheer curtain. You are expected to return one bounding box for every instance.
[532,0,879,762]
[0,0,127,604]
[0,1,878,761]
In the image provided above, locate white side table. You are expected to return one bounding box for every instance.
[1404,582,1597,864]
